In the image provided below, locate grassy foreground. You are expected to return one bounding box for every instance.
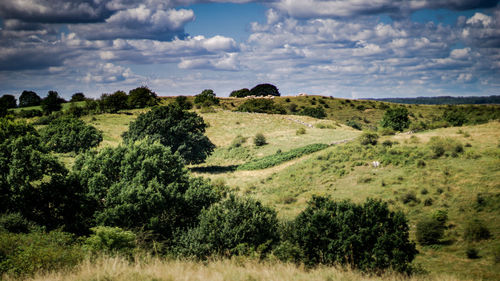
[24,256,471,281]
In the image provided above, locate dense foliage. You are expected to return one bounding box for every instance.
[41,91,64,115]
[122,105,215,164]
[381,107,410,131]
[229,88,251,97]
[0,95,17,108]
[194,89,219,106]
[299,107,326,119]
[99,91,128,113]
[289,196,417,273]
[40,117,103,153]
[250,84,280,96]
[176,195,279,259]
[127,86,158,108]
[19,91,41,107]
[174,96,193,110]
[236,99,286,114]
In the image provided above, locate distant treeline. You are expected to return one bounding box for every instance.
[364,95,500,105]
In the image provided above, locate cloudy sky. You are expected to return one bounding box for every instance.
[0,0,499,99]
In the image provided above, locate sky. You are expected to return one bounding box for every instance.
[0,0,499,100]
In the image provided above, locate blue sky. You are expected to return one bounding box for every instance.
[0,0,499,99]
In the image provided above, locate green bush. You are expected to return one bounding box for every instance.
[0,230,83,278]
[250,83,280,96]
[346,120,362,130]
[84,226,136,256]
[358,132,379,145]
[229,88,251,98]
[236,99,286,114]
[289,196,417,273]
[464,219,491,242]
[254,133,267,147]
[230,135,247,148]
[174,96,193,110]
[127,86,158,108]
[99,91,128,113]
[296,127,306,135]
[194,89,219,106]
[381,107,410,131]
[0,213,37,233]
[16,109,43,118]
[176,195,279,259]
[40,116,103,153]
[428,137,464,158]
[416,216,446,245]
[466,247,479,259]
[238,143,328,170]
[299,107,326,119]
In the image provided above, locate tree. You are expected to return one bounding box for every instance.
[290,196,417,273]
[380,107,410,131]
[40,116,103,153]
[0,95,17,108]
[174,96,193,110]
[99,91,128,113]
[194,89,219,106]
[229,88,251,98]
[359,132,379,145]
[127,86,158,108]
[299,107,326,119]
[122,105,215,164]
[73,142,220,239]
[0,118,86,232]
[250,83,280,96]
[70,93,86,102]
[19,91,41,107]
[176,195,279,259]
[41,91,63,115]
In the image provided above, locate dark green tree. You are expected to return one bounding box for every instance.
[299,107,326,119]
[73,142,220,239]
[229,88,251,98]
[290,196,417,273]
[99,91,128,113]
[41,91,63,115]
[0,118,86,232]
[40,116,103,153]
[250,83,280,96]
[176,195,279,258]
[194,89,219,106]
[0,95,17,108]
[122,105,215,164]
[127,86,158,108]
[380,107,410,131]
[443,110,466,126]
[19,91,41,107]
[70,93,86,102]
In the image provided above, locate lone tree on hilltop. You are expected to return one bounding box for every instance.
[19,91,41,107]
[41,91,64,115]
[70,92,86,102]
[194,89,219,106]
[127,86,158,108]
[381,107,410,131]
[250,83,280,96]
[122,104,215,164]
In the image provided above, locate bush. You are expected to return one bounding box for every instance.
[381,107,410,131]
[0,230,83,278]
[250,83,280,96]
[289,197,417,273]
[0,213,37,233]
[70,93,86,102]
[174,96,193,110]
[254,133,267,147]
[40,116,103,153]
[122,105,215,164]
[99,91,128,113]
[428,137,464,158]
[416,216,446,245]
[128,86,158,108]
[229,88,251,98]
[443,110,466,126]
[359,132,379,145]
[230,135,247,148]
[84,226,136,256]
[379,127,396,135]
[464,219,491,242]
[236,99,286,114]
[296,127,306,135]
[176,195,279,259]
[466,248,480,259]
[16,109,43,118]
[346,120,362,130]
[194,89,219,106]
[299,107,326,119]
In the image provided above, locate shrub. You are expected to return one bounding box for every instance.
[379,127,396,135]
[401,191,418,204]
[16,109,42,118]
[176,195,279,259]
[174,96,193,110]
[358,132,379,145]
[250,83,280,96]
[346,120,362,130]
[229,88,251,98]
[443,110,466,126]
[230,135,247,148]
[236,99,286,114]
[84,226,136,256]
[296,127,306,135]
[299,107,326,119]
[428,137,464,158]
[289,197,417,273]
[0,213,37,233]
[416,216,446,245]
[464,219,491,242]
[272,240,304,263]
[381,107,410,131]
[122,105,215,164]
[382,140,393,147]
[254,133,267,146]
[99,91,128,113]
[0,230,83,278]
[40,116,103,153]
[466,248,479,259]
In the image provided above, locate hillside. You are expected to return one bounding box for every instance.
[2,96,499,280]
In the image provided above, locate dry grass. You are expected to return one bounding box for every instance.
[25,256,472,281]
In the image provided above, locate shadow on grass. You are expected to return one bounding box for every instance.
[190,165,238,174]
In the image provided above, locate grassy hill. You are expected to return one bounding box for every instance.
[9,96,500,280]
